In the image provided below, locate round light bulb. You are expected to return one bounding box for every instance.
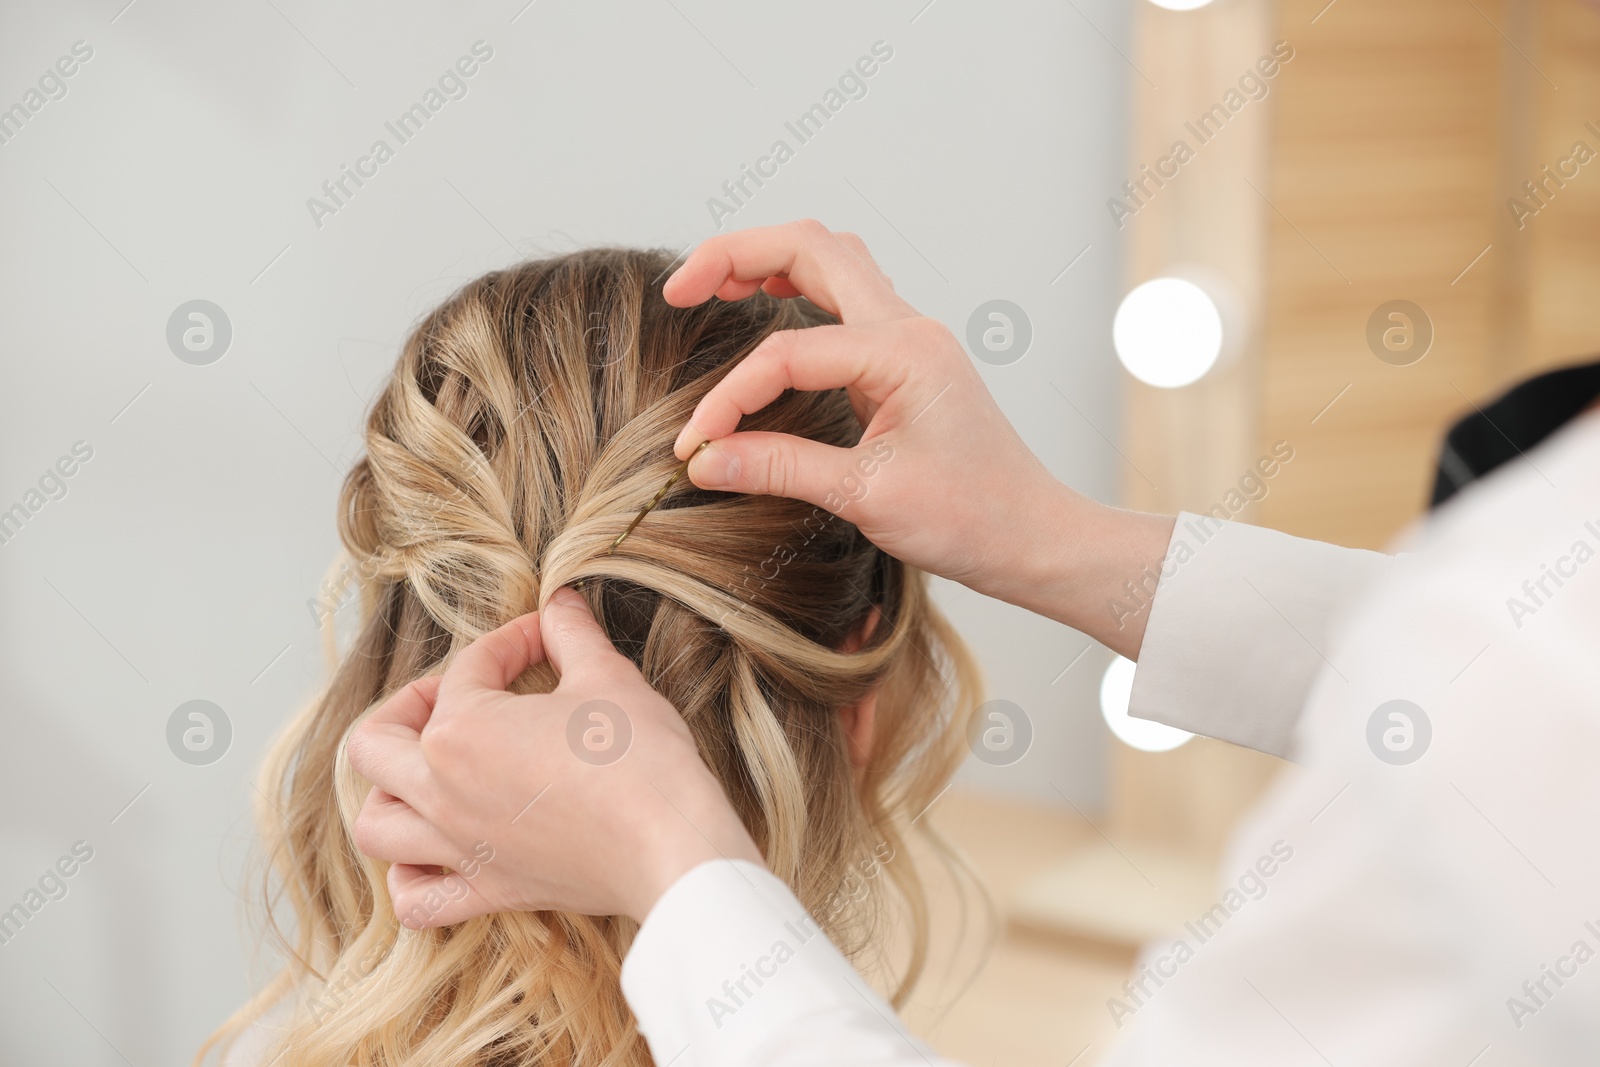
[1099,655,1194,753]
[1112,277,1224,388]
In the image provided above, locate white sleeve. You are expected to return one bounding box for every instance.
[620,860,964,1067]
[1128,512,1393,759]
[1100,441,1600,1064]
[624,423,1600,1067]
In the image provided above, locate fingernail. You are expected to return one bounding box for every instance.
[692,449,740,489]
[673,423,702,458]
[552,586,585,608]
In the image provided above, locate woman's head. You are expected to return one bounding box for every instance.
[217,248,980,1066]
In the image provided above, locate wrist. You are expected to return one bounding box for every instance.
[985,481,1176,661]
[1058,503,1177,659]
[626,775,765,924]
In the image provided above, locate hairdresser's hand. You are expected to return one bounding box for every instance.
[346,588,762,926]
[664,220,1173,658]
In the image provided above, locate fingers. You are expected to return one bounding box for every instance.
[833,232,895,292]
[662,221,909,324]
[346,716,433,804]
[715,277,767,302]
[436,612,545,711]
[363,675,441,734]
[388,864,494,929]
[540,586,633,684]
[673,324,899,457]
[686,432,863,512]
[352,790,460,867]
[761,277,802,299]
[355,802,499,929]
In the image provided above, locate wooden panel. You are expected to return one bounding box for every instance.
[1517,0,1600,373]
[1256,0,1503,549]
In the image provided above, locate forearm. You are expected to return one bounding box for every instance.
[977,482,1394,760]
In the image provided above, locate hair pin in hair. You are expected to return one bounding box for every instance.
[607,439,712,555]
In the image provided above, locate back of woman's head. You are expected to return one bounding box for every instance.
[215,248,980,1066]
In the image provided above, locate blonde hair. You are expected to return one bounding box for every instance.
[205,248,982,1066]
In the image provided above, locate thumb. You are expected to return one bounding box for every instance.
[540,586,633,683]
[688,432,859,512]
[438,613,544,707]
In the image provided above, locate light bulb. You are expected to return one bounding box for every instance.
[1113,277,1224,388]
[1099,655,1194,752]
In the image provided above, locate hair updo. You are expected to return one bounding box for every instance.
[210,248,982,1067]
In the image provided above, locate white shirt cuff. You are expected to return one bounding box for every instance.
[1129,512,1393,759]
[621,859,945,1067]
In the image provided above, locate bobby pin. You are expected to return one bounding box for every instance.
[607,439,712,555]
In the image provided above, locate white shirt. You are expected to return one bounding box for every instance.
[621,412,1600,1066]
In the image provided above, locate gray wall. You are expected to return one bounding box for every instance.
[0,0,1129,1061]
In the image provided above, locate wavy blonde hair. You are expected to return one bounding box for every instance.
[204,248,983,1066]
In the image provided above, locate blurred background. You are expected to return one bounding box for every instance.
[0,0,1595,1064]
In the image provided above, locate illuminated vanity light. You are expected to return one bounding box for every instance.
[1100,655,1195,753]
[1112,277,1224,389]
